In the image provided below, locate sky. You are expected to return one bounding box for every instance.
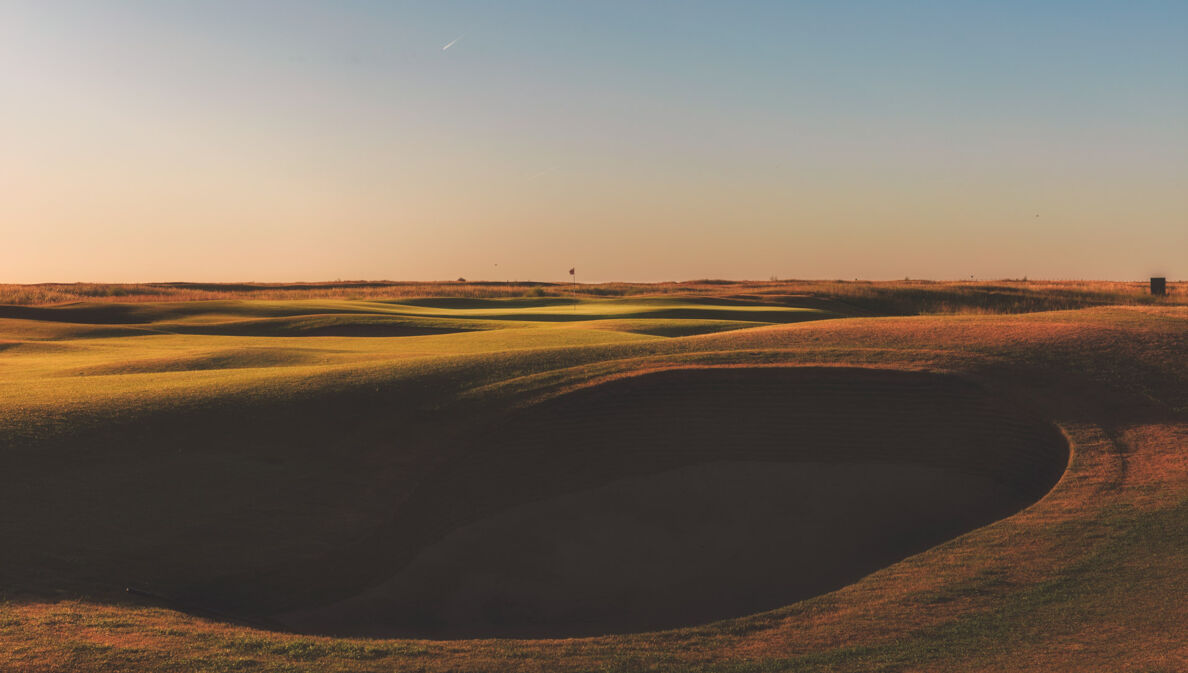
[1,1,1185,283]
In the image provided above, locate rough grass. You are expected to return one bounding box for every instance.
[0,288,1185,671]
[1,279,1183,314]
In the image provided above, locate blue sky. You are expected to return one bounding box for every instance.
[2,1,1185,281]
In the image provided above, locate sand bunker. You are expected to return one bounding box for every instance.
[276,367,1068,638]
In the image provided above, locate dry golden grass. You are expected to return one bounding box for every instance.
[1,278,1183,314]
[0,288,1185,672]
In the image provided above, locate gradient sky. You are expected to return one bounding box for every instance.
[2,1,1185,283]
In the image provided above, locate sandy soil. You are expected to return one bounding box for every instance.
[275,368,1068,638]
[280,460,1028,638]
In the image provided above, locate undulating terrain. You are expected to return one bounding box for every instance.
[1,281,1185,672]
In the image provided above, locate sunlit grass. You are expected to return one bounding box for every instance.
[1,290,1185,671]
[2,279,1183,312]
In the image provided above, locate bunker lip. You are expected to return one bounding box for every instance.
[223,367,1072,638]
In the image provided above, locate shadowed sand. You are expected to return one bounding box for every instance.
[280,460,1025,638]
[272,368,1069,639]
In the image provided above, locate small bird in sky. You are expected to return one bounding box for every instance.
[442,35,463,51]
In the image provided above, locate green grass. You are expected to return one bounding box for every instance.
[2,279,1185,312]
[1,289,1185,672]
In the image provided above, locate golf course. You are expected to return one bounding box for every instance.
[7,0,1185,668]
[1,280,1185,672]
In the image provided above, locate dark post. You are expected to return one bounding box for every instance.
[1150,277,1167,296]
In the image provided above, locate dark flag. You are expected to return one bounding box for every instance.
[569,268,577,311]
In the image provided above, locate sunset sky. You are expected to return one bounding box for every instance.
[2,1,1185,283]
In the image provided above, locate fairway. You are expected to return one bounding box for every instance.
[2,283,1186,672]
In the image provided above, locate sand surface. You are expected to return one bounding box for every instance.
[280,459,1022,638]
[253,368,1067,637]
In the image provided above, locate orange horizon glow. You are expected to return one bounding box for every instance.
[2,2,1185,284]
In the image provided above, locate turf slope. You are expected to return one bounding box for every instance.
[0,295,1185,672]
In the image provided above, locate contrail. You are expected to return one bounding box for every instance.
[442,35,463,51]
